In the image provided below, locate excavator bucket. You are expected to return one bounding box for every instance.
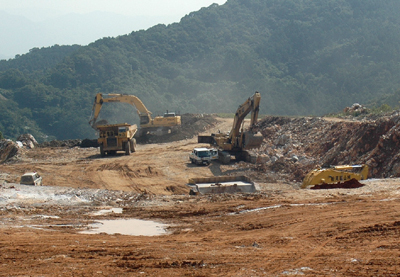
[187,176,258,195]
[243,131,263,150]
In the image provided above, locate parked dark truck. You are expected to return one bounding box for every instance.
[97,123,137,156]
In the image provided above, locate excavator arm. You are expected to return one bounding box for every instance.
[229,91,261,148]
[89,93,152,129]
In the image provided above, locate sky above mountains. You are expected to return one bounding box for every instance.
[0,0,227,59]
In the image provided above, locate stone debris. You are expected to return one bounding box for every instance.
[244,112,400,184]
[343,103,369,115]
[16,134,38,149]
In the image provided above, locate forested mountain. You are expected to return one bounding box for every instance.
[1,0,400,141]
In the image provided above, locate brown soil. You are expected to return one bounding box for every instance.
[1,116,400,276]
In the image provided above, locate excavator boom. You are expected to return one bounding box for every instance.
[229,92,261,147]
[89,93,152,129]
[89,93,181,136]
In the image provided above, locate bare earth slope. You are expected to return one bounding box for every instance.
[1,114,400,276]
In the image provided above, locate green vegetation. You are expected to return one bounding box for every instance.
[0,131,3,140]
[1,0,400,141]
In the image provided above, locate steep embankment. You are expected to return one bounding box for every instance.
[250,113,400,183]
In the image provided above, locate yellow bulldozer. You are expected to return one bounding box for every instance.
[301,164,369,189]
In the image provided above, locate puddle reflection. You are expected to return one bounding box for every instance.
[81,219,169,236]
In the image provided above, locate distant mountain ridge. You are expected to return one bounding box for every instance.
[1,0,400,141]
[0,10,176,59]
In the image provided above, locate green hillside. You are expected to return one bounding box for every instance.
[1,0,400,141]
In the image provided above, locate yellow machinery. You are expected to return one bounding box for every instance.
[97,123,137,157]
[89,93,181,136]
[301,164,369,188]
[198,91,263,164]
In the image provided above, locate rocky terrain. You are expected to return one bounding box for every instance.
[1,113,400,276]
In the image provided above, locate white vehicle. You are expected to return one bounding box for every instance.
[189,148,213,165]
[20,172,42,186]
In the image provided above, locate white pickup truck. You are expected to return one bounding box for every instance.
[189,148,218,165]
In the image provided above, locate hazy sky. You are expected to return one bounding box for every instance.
[0,0,227,21]
[0,0,227,58]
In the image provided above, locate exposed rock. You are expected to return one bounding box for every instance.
[343,103,368,115]
[16,134,38,149]
[0,139,19,163]
[247,113,400,184]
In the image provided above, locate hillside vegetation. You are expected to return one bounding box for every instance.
[1,0,400,141]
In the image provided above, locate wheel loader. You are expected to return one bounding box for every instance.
[198,91,263,164]
[301,164,369,189]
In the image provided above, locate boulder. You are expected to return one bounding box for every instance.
[0,139,19,163]
[16,134,38,149]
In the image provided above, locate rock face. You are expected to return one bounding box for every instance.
[250,113,400,182]
[0,140,19,163]
[1,134,39,163]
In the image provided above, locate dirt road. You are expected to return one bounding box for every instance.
[1,118,400,276]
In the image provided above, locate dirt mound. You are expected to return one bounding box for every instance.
[310,178,364,189]
[136,113,218,144]
[39,139,82,148]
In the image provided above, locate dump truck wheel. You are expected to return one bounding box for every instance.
[125,141,131,155]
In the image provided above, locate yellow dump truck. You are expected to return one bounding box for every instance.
[97,123,137,157]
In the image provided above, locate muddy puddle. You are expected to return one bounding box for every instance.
[80,219,169,236]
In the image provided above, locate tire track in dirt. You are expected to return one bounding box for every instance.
[264,199,400,275]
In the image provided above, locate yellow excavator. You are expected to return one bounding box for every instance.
[301,164,369,188]
[198,91,263,164]
[89,93,181,136]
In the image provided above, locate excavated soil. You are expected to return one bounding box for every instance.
[1,115,400,276]
[310,178,365,189]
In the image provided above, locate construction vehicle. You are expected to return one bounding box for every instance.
[187,175,258,194]
[97,123,137,156]
[89,93,181,136]
[189,148,218,166]
[301,164,369,189]
[198,91,263,164]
